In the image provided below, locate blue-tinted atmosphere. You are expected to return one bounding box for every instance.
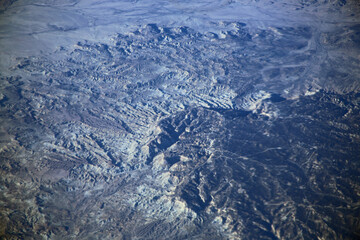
[0,0,359,239]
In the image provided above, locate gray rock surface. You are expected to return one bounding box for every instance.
[0,0,360,239]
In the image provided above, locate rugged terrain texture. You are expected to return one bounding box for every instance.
[1,0,360,239]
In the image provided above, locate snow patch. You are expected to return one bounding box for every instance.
[237,90,271,111]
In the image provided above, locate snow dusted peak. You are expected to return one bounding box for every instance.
[236,90,271,111]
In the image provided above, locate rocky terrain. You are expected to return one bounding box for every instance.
[1,0,360,239]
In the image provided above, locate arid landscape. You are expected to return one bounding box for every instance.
[1,0,360,239]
